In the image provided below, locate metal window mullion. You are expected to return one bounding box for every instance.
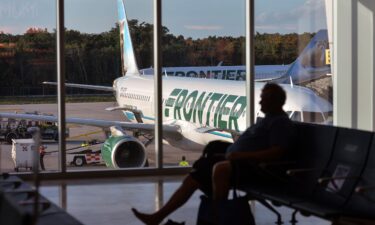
[154,0,163,169]
[57,0,67,172]
[246,0,255,127]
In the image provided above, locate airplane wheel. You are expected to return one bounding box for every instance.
[73,156,85,167]
[6,132,18,144]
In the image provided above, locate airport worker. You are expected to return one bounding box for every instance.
[132,83,296,225]
[39,145,46,170]
[179,156,189,167]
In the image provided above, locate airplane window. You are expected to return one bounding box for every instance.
[290,111,302,122]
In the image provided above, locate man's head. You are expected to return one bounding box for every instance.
[259,83,286,114]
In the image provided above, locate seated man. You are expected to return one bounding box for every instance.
[132,83,296,225]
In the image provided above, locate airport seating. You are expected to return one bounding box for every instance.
[238,122,375,224]
[341,135,375,219]
[0,174,83,225]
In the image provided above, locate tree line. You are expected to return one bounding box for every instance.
[0,20,314,96]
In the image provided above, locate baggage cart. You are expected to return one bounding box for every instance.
[11,139,35,172]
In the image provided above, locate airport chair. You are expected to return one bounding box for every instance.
[238,123,338,224]
[341,133,375,220]
[243,123,337,203]
[291,127,373,219]
[0,190,83,225]
[0,175,34,215]
[36,204,84,225]
[0,193,32,225]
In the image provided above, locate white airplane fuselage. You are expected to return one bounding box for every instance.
[140,65,289,81]
[113,75,332,151]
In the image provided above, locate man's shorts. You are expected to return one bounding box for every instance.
[190,141,275,196]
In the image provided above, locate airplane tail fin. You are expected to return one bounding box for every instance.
[117,0,140,76]
[278,29,331,84]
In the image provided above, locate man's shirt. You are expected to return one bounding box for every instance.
[226,112,295,153]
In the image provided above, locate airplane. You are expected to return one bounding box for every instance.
[0,0,333,169]
[140,64,289,82]
[139,30,331,84]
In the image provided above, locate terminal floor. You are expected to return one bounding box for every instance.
[38,175,331,225]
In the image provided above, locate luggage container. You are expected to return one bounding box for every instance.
[11,139,36,172]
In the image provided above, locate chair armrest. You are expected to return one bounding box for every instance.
[259,161,296,169]
[318,176,359,186]
[18,199,51,211]
[0,181,22,189]
[286,168,317,176]
[5,189,37,197]
[355,185,375,194]
[1,173,10,180]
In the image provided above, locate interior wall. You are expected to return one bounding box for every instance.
[333,0,375,131]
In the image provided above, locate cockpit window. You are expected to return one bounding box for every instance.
[303,111,325,123]
[290,111,302,122]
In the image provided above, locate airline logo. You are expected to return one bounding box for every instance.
[164,88,246,131]
[164,69,246,80]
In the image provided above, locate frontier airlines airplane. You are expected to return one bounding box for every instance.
[140,30,330,84]
[0,0,333,168]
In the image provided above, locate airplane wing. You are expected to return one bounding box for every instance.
[43,82,114,92]
[0,112,182,140]
[254,75,284,82]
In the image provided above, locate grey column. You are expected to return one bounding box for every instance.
[246,0,255,127]
[57,0,67,171]
[154,0,163,168]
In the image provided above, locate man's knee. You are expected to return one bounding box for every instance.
[213,161,232,179]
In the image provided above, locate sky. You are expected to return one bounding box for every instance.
[0,0,327,39]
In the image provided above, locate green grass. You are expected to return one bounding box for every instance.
[0,95,116,104]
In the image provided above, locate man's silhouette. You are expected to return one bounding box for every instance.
[132,83,296,225]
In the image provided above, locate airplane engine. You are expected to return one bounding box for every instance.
[101,134,147,168]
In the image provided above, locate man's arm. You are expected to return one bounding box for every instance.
[225,146,286,162]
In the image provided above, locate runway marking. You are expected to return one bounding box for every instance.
[67,130,104,140]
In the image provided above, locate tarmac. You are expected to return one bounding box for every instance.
[0,102,201,172]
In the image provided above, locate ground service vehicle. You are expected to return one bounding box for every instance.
[0,112,69,144]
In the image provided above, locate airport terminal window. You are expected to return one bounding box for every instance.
[257,0,333,126]
[0,0,334,175]
[0,1,59,173]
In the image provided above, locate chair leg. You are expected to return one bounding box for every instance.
[290,209,298,225]
[257,199,283,224]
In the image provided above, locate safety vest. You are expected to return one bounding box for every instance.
[179,161,189,166]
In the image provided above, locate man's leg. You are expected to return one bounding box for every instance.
[132,175,200,225]
[212,160,232,200]
[40,156,45,170]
